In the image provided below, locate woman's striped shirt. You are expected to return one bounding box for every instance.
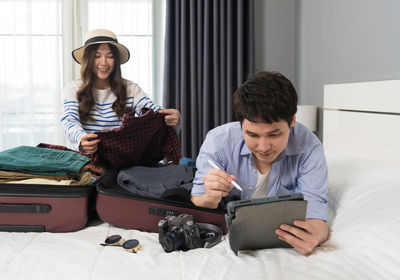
[61,79,161,150]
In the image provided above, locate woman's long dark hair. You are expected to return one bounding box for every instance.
[77,43,130,122]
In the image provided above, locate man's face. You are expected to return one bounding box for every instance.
[242,117,295,166]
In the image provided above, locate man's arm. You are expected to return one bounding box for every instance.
[191,168,235,208]
[191,124,242,208]
[191,195,219,209]
[275,218,329,255]
[275,142,329,255]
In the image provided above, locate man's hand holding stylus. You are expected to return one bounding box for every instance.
[191,168,235,208]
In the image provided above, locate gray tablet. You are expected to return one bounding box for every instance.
[225,193,307,255]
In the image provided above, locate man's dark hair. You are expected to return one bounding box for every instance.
[233,71,297,126]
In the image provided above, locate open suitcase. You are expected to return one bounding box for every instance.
[95,170,228,234]
[0,183,94,232]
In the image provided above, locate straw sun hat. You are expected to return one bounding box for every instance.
[72,29,130,64]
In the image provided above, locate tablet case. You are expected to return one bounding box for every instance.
[226,194,307,255]
[95,170,228,234]
[0,183,94,232]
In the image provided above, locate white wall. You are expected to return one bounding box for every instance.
[256,0,400,104]
[296,0,400,106]
[254,0,295,82]
[255,0,400,136]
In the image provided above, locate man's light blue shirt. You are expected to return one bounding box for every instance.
[191,121,328,221]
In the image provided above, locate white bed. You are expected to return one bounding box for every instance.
[1,80,400,280]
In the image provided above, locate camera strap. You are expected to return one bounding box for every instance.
[196,223,223,248]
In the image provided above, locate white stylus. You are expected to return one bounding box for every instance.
[207,159,243,191]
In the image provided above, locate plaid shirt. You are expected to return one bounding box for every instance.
[95,108,181,169]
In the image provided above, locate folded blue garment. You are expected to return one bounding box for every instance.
[117,165,194,198]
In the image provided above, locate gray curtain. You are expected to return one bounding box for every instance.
[163,0,255,158]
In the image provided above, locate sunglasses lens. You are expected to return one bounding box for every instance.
[122,239,140,251]
[105,234,122,245]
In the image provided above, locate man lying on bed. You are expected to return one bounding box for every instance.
[190,71,328,255]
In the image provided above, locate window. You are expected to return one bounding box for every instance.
[0,0,63,150]
[0,0,165,150]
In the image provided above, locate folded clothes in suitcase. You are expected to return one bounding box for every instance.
[95,170,228,234]
[0,183,94,232]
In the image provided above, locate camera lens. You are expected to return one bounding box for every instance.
[159,235,174,252]
[160,227,186,252]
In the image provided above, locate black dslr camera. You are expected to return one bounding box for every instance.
[158,214,204,252]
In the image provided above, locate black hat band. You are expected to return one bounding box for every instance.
[84,36,118,46]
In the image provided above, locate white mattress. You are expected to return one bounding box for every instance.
[1,154,400,280]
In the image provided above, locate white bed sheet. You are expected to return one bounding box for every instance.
[1,154,399,280]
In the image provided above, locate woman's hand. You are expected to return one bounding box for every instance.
[158,109,180,126]
[80,133,100,153]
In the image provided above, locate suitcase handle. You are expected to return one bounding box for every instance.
[0,225,45,232]
[0,203,51,213]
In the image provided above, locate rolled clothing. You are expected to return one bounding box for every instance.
[117,165,194,198]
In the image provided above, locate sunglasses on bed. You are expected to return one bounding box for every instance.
[100,235,141,253]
